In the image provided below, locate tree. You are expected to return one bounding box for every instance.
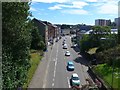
[118,27,120,44]
[30,23,45,50]
[90,26,111,47]
[61,24,70,29]
[2,2,31,89]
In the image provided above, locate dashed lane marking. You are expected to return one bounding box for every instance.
[52,83,54,87]
[53,78,55,82]
[67,77,71,88]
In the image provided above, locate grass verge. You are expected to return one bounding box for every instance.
[88,47,98,55]
[23,50,43,88]
[93,64,120,89]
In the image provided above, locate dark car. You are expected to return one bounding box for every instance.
[67,61,74,71]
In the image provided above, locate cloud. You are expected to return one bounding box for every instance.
[85,0,97,2]
[72,1,89,8]
[48,5,62,10]
[31,0,68,3]
[85,0,119,3]
[97,1,118,15]
[48,1,88,10]
[30,7,38,11]
[61,9,88,15]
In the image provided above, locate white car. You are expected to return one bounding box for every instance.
[65,51,70,56]
[71,73,80,86]
[63,44,67,49]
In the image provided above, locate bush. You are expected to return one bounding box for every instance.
[80,35,93,52]
[96,45,120,67]
[31,27,45,50]
[2,2,31,88]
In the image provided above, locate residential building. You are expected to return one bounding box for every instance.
[32,18,48,47]
[55,24,62,36]
[105,20,111,26]
[115,17,120,28]
[43,21,59,43]
[53,25,59,38]
[79,24,92,31]
[95,19,111,26]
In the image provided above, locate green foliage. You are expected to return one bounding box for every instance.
[80,35,91,52]
[2,2,31,89]
[30,25,45,50]
[79,26,117,53]
[96,45,120,67]
[23,50,43,88]
[118,27,120,44]
[89,26,111,47]
[98,34,118,51]
[93,64,120,88]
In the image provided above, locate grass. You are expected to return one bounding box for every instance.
[23,50,43,88]
[88,47,98,55]
[93,64,120,89]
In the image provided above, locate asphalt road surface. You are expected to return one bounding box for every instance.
[28,35,91,88]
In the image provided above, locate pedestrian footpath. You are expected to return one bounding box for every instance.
[28,45,53,88]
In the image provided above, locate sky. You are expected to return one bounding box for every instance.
[30,0,120,25]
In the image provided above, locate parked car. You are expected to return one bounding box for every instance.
[63,44,67,49]
[65,51,70,56]
[56,38,58,42]
[71,73,80,86]
[67,61,74,71]
[63,41,65,45]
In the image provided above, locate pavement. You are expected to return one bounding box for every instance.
[28,35,92,88]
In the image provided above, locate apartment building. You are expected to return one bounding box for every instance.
[95,19,111,26]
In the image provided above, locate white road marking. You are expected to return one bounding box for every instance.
[67,77,71,88]
[53,78,55,82]
[52,83,54,87]
[53,61,57,78]
[53,43,59,87]
[53,44,58,78]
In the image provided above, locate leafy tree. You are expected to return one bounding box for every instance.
[118,27,120,44]
[96,45,120,67]
[2,2,31,89]
[80,35,91,52]
[61,24,70,29]
[90,26,111,47]
[30,24,45,50]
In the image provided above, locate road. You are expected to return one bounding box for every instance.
[28,35,91,88]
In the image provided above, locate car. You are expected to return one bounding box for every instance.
[73,44,77,47]
[62,41,65,45]
[65,51,70,56]
[63,44,67,49]
[56,39,58,42]
[67,61,74,71]
[71,73,80,86]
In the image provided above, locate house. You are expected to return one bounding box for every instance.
[43,21,59,43]
[32,18,48,48]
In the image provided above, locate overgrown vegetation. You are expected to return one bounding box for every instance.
[2,2,46,89]
[30,26,45,50]
[23,50,43,88]
[96,45,120,66]
[79,26,115,52]
[93,64,120,89]
[79,26,120,89]
[2,2,32,89]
